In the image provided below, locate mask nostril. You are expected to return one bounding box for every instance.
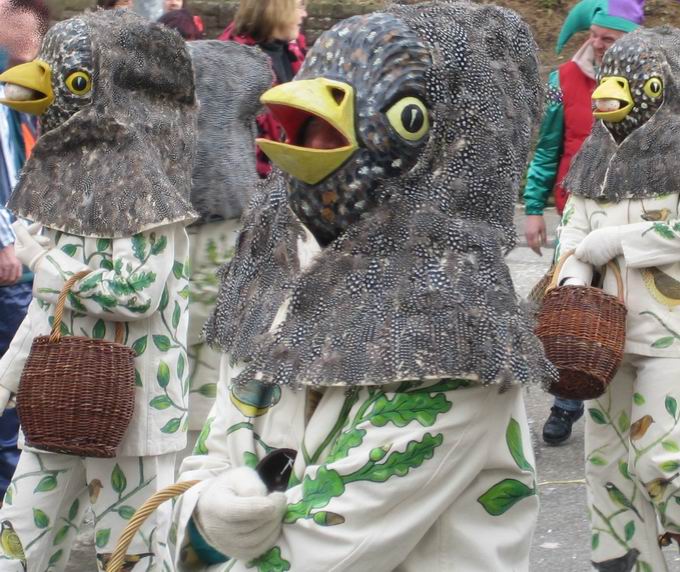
[329,87,345,105]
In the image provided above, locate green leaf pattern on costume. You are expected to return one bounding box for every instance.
[587,387,680,563]
[477,417,536,516]
[478,479,535,516]
[248,546,291,572]
[284,382,452,531]
[189,234,235,307]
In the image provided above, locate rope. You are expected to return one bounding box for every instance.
[106,480,200,572]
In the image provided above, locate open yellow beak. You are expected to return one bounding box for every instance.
[592,76,634,123]
[256,78,358,185]
[0,60,54,115]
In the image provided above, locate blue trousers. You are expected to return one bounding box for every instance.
[0,281,32,499]
[554,397,583,413]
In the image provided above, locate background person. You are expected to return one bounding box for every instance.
[523,0,643,446]
[0,0,47,505]
[219,0,307,178]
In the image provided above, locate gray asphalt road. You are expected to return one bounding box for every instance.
[64,208,680,570]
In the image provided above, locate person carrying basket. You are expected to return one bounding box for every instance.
[0,10,197,570]
[555,26,680,571]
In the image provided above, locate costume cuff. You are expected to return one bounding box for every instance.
[187,516,230,565]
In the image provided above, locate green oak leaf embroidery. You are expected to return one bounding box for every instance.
[248,547,290,572]
[652,223,676,240]
[286,433,443,525]
[150,235,167,256]
[327,428,366,463]
[131,234,147,261]
[370,392,452,427]
[284,467,345,523]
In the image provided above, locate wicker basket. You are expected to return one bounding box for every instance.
[527,265,555,307]
[17,270,136,458]
[535,251,627,400]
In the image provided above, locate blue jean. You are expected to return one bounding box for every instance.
[554,397,584,413]
[0,281,32,498]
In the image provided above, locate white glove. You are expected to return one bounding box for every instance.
[11,222,51,271]
[193,466,287,562]
[574,226,624,267]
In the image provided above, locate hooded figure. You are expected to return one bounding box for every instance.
[172,3,554,571]
[0,10,197,570]
[183,40,272,430]
[556,27,680,570]
[523,0,644,447]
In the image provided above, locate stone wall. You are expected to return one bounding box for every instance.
[50,0,387,42]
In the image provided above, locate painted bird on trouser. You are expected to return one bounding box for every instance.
[0,521,25,571]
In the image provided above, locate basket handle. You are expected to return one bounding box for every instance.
[547,250,624,303]
[106,480,200,572]
[49,269,124,344]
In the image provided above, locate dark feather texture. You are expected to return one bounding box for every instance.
[565,27,680,202]
[206,1,557,389]
[8,9,198,237]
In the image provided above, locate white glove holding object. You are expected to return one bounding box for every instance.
[194,466,287,562]
[574,226,624,267]
[11,222,51,271]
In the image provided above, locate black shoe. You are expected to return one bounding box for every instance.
[542,406,584,445]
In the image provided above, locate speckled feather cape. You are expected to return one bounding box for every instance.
[187,40,272,222]
[565,27,680,202]
[205,1,558,388]
[9,10,198,238]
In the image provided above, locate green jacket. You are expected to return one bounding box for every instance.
[523,71,564,216]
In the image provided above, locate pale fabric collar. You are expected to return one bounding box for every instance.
[571,40,598,80]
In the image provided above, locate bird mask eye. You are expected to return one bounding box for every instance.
[386,96,429,142]
[643,77,663,99]
[65,70,92,96]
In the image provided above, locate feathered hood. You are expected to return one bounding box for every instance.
[2,10,198,237]
[205,1,557,389]
[565,27,680,202]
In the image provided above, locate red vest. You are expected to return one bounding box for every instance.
[554,61,596,213]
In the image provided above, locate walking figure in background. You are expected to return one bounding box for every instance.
[557,26,680,570]
[0,0,47,509]
[181,39,272,431]
[523,0,643,446]
[0,10,197,570]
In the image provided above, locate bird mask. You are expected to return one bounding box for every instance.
[0,9,198,237]
[566,27,680,202]
[187,40,272,223]
[207,2,557,390]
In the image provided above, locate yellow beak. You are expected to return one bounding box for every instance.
[592,76,634,123]
[256,78,358,185]
[0,60,54,115]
